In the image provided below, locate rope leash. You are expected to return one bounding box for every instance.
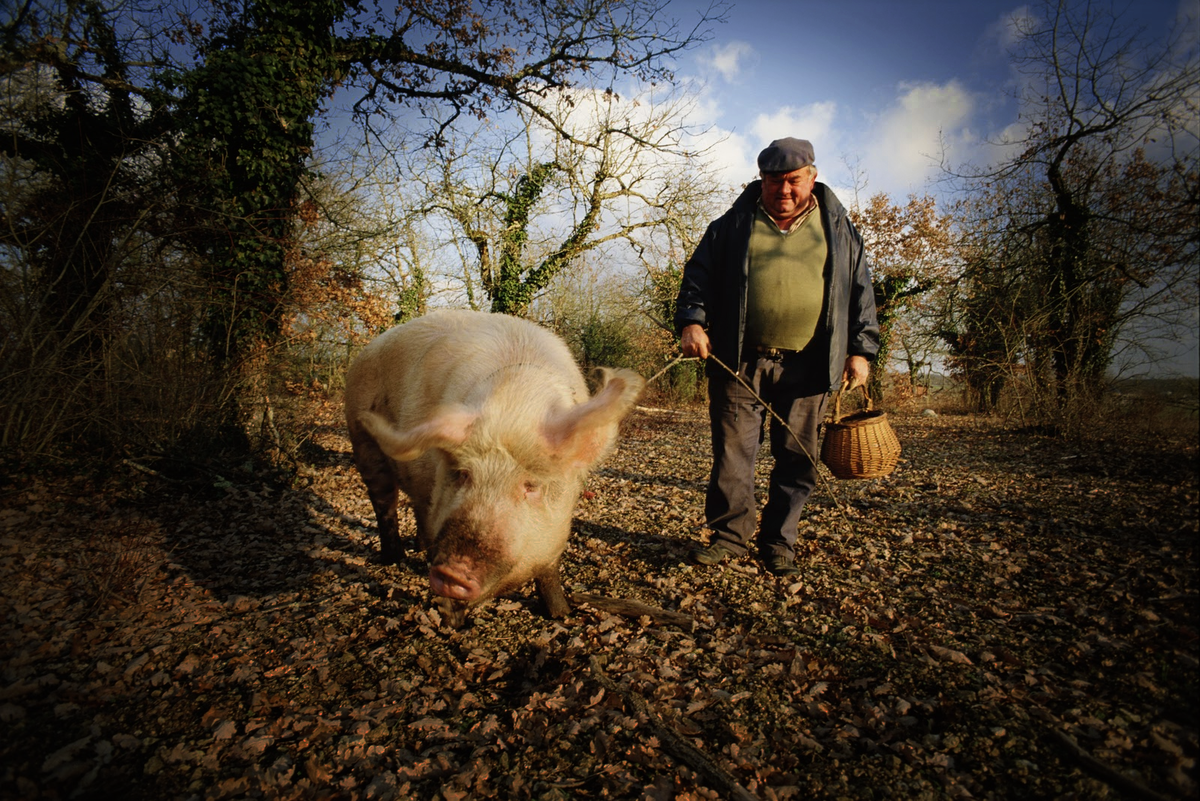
[644,352,854,519]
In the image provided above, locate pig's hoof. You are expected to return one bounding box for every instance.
[379,540,405,565]
[435,597,469,628]
[544,596,571,619]
[379,548,405,566]
[430,565,482,602]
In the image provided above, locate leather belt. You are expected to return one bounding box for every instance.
[754,345,798,358]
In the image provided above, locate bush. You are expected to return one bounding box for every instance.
[573,312,633,372]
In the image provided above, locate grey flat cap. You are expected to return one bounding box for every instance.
[757,138,815,173]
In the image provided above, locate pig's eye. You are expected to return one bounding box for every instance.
[523,480,542,499]
[453,468,471,487]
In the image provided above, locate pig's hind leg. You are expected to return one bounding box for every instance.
[349,430,404,564]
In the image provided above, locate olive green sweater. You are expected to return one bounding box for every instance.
[744,203,828,351]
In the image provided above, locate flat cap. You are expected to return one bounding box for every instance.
[757,137,815,173]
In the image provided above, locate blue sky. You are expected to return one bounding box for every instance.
[669,0,1197,200]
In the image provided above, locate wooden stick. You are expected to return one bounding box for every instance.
[1048,728,1172,801]
[589,655,759,801]
[570,592,694,630]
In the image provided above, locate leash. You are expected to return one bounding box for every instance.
[645,352,853,517]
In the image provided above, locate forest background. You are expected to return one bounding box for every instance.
[1,0,1197,462]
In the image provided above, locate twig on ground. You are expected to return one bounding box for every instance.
[570,592,695,630]
[1048,728,1173,801]
[121,459,175,481]
[588,655,759,801]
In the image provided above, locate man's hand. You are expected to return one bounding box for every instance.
[842,355,870,389]
[681,324,711,360]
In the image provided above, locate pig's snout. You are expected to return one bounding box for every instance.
[429,563,483,602]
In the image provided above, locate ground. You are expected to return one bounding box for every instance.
[0,401,1196,800]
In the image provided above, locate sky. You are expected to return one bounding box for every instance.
[659,0,1198,376]
[667,0,1196,198]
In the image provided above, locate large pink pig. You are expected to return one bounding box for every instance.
[344,309,644,622]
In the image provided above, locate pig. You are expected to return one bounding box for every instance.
[343,309,644,623]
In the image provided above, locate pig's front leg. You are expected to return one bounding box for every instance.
[371,499,403,564]
[534,561,570,619]
[349,430,404,564]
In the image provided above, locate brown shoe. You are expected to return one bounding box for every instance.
[690,542,737,566]
[765,555,802,577]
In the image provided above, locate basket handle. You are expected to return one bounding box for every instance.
[831,380,874,423]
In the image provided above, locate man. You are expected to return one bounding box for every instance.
[675,137,880,577]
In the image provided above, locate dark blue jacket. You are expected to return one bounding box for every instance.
[674,181,880,391]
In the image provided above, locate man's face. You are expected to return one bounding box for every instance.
[761,167,817,220]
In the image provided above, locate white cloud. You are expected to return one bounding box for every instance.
[709,41,757,83]
[751,103,838,153]
[698,129,756,187]
[751,103,851,189]
[860,81,976,195]
[680,101,846,191]
[980,5,1035,56]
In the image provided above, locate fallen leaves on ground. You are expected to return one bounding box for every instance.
[1,404,1196,800]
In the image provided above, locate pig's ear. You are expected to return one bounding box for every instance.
[359,407,477,461]
[542,368,645,468]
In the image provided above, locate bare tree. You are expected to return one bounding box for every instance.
[945,0,1198,423]
[0,0,725,455]
[397,83,722,317]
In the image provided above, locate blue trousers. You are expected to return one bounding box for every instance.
[704,356,829,559]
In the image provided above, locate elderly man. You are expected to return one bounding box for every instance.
[675,137,880,576]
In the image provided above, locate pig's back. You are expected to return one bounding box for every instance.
[345,310,584,426]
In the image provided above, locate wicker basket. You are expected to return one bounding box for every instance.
[820,383,901,479]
